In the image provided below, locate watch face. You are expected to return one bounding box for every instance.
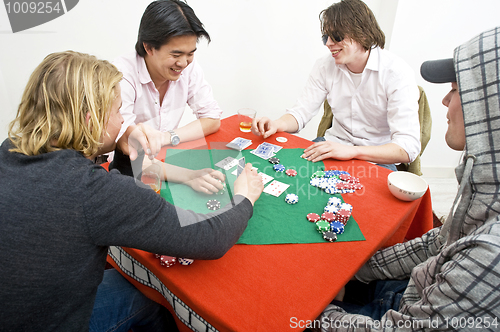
[171,133,180,145]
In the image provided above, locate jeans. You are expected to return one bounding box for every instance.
[331,279,409,321]
[311,137,397,172]
[89,268,178,332]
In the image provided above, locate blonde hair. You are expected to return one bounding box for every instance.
[8,51,123,157]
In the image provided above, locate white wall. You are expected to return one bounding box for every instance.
[0,0,498,175]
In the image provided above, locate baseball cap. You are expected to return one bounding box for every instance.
[420,58,456,83]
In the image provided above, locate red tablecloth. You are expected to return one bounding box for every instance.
[107,115,433,332]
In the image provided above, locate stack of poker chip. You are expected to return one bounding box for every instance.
[309,170,363,195]
[306,199,353,242]
[207,199,221,211]
[153,254,195,267]
[268,157,280,164]
[160,255,177,267]
[285,193,299,204]
[285,169,297,177]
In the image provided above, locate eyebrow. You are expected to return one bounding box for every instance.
[171,48,197,55]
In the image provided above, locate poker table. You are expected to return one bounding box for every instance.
[107,115,433,332]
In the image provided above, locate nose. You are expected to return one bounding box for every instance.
[442,93,451,107]
[176,56,188,68]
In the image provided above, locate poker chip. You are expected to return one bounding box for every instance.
[276,137,288,143]
[324,170,336,178]
[311,171,326,178]
[285,193,299,204]
[336,210,351,225]
[285,169,297,177]
[268,157,280,164]
[340,203,353,212]
[315,220,330,233]
[160,255,177,267]
[321,212,335,222]
[273,164,285,172]
[330,221,345,234]
[207,199,221,211]
[324,205,338,214]
[306,212,321,222]
[310,178,322,187]
[323,231,338,242]
[178,258,194,266]
[327,197,342,208]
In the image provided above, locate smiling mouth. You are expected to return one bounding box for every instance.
[171,68,182,73]
[331,49,341,56]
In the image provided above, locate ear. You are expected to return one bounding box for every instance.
[85,112,91,126]
[143,42,154,56]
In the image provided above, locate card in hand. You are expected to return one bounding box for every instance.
[236,157,245,177]
[215,156,238,170]
[263,180,290,197]
[226,137,252,151]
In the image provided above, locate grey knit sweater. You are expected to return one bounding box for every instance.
[0,142,252,331]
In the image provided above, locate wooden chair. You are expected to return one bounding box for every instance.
[316,86,431,175]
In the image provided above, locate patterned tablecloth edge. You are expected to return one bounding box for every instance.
[108,246,219,332]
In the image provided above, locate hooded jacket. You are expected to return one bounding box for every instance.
[319,26,500,331]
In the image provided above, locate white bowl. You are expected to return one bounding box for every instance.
[387,171,428,201]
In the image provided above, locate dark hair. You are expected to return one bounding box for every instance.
[320,0,385,50]
[135,0,211,56]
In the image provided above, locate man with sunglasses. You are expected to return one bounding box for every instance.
[252,0,420,171]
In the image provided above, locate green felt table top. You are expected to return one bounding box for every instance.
[160,148,365,245]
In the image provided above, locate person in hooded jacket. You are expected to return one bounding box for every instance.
[314,26,500,331]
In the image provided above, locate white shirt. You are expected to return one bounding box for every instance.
[287,47,421,163]
[113,51,223,138]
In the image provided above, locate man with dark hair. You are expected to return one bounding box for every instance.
[113,0,226,194]
[315,26,500,331]
[252,0,420,171]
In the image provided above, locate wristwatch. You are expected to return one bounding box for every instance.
[168,130,180,146]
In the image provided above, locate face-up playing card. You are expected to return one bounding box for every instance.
[263,180,290,197]
[226,137,252,151]
[258,172,274,185]
[215,156,238,170]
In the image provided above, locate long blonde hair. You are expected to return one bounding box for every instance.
[8,51,123,157]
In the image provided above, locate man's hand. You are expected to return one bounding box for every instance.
[302,141,357,162]
[233,163,264,205]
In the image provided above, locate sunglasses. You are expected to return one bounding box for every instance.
[322,33,344,45]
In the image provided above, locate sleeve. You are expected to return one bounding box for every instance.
[318,229,500,331]
[286,58,329,132]
[186,60,223,120]
[355,227,445,283]
[82,167,253,259]
[385,64,421,163]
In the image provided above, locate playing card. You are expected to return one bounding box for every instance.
[215,156,238,170]
[260,142,283,153]
[263,180,290,197]
[226,137,252,151]
[236,157,245,177]
[259,172,274,185]
[232,166,258,176]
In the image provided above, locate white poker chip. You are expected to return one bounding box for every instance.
[276,137,288,143]
[285,193,299,204]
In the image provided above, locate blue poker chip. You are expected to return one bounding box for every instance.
[310,178,322,187]
[273,164,285,172]
[285,193,299,204]
[330,221,345,234]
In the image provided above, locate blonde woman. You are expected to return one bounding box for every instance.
[0,51,263,331]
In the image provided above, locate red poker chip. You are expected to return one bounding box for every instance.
[354,183,363,190]
[321,212,335,222]
[306,213,321,222]
[160,255,177,267]
[286,169,298,177]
